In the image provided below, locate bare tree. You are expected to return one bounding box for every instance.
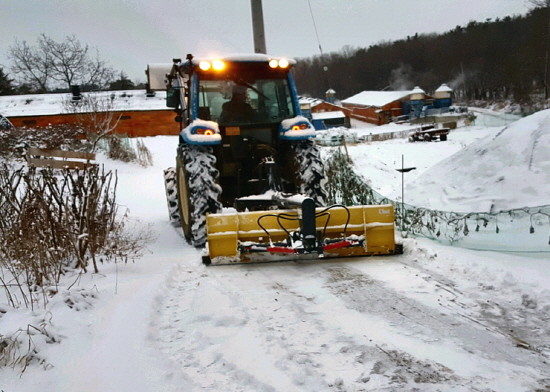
[82,48,115,89]
[9,34,114,92]
[63,93,153,166]
[63,92,122,152]
[8,39,52,92]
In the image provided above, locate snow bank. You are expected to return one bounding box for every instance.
[407,109,550,212]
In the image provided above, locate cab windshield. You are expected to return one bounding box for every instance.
[197,77,296,126]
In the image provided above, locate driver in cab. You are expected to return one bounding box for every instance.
[219,84,258,124]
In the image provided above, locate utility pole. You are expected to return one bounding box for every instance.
[250,0,267,54]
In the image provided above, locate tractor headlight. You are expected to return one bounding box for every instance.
[279,116,316,140]
[191,126,216,136]
[199,59,226,72]
[181,120,222,145]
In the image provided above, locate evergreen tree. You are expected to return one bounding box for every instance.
[0,67,16,95]
[293,9,546,103]
[109,71,135,90]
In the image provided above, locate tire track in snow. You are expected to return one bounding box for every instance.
[394,244,550,360]
[154,263,313,391]
[152,257,548,391]
[320,263,549,390]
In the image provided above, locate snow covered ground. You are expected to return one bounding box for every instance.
[1,111,550,392]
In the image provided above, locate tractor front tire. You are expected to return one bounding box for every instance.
[291,139,329,206]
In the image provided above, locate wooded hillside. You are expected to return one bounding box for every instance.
[293,7,549,104]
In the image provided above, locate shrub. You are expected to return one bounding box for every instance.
[0,164,153,309]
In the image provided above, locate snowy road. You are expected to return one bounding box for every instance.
[3,129,550,392]
[129,135,549,392]
[152,240,550,391]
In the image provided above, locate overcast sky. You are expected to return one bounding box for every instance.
[1,0,531,83]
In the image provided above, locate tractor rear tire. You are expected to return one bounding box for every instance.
[176,144,222,247]
[176,157,192,241]
[164,167,181,225]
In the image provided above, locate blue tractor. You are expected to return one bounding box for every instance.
[148,54,399,264]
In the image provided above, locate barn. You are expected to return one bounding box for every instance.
[341,90,411,125]
[341,84,454,126]
[1,90,181,137]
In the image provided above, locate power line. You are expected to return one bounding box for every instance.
[307,0,324,57]
[307,0,332,90]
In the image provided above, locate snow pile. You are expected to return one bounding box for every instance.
[0,289,95,371]
[0,306,58,370]
[316,126,359,144]
[407,109,550,212]
[346,125,498,201]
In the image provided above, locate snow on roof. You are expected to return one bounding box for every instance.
[312,111,345,120]
[0,90,168,117]
[435,83,453,93]
[410,86,426,95]
[341,91,410,107]
[299,96,325,108]
[325,88,336,94]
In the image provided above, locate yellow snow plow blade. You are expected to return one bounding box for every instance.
[204,204,399,265]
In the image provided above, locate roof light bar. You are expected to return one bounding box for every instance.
[269,58,290,69]
[199,61,211,71]
[199,60,226,71]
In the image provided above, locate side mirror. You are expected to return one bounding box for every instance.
[166,87,180,108]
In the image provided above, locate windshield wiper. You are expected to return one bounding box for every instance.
[235,78,269,100]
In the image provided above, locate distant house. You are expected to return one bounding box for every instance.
[341,91,411,125]
[299,96,351,130]
[325,88,336,104]
[312,111,349,129]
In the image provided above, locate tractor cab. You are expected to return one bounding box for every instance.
[192,58,298,127]
[163,54,314,147]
